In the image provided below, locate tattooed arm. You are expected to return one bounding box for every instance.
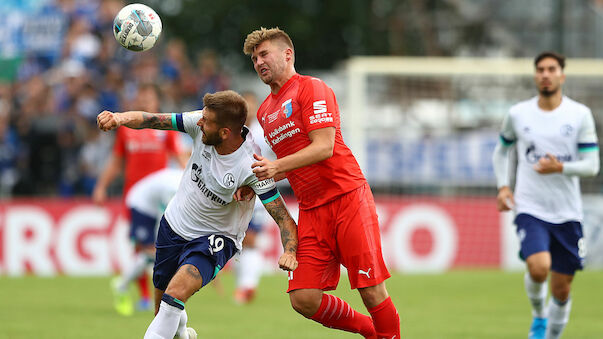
[97,110,175,131]
[262,196,298,272]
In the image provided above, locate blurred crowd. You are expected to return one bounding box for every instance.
[0,0,231,198]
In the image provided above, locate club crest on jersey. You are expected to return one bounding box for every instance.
[281,99,293,119]
[560,124,573,137]
[223,173,235,188]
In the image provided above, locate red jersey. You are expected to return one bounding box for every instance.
[113,127,182,194]
[258,74,365,210]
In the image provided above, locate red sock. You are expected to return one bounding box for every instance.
[138,273,150,300]
[368,297,400,339]
[310,294,376,338]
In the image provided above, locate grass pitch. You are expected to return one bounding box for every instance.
[1,270,602,338]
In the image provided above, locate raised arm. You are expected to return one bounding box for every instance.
[97,110,175,131]
[262,195,298,271]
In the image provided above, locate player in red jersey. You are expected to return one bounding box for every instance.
[243,27,400,339]
[93,84,188,315]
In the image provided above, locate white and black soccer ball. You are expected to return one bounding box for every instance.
[113,3,162,52]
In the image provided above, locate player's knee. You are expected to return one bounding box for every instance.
[527,265,549,283]
[165,284,192,303]
[358,283,388,308]
[289,290,321,317]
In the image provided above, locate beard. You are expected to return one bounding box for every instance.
[539,85,559,97]
[202,131,222,146]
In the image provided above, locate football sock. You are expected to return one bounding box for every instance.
[524,272,547,318]
[310,294,376,338]
[237,248,263,289]
[368,296,401,339]
[119,252,153,292]
[546,296,571,339]
[144,294,185,339]
[176,309,189,339]
[138,270,151,300]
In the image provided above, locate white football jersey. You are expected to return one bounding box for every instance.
[500,96,598,223]
[126,168,183,217]
[164,111,277,249]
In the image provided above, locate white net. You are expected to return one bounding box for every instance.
[343,57,603,271]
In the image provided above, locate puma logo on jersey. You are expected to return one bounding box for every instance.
[313,100,327,114]
[358,268,372,278]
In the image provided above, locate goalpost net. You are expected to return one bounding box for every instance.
[343,57,603,272]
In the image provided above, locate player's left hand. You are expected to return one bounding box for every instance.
[233,185,255,201]
[252,154,279,181]
[534,153,563,174]
[278,252,298,272]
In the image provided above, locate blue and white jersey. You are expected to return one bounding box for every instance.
[164,111,277,250]
[499,96,598,223]
[126,168,183,217]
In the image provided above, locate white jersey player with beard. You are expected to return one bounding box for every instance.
[165,110,274,250]
[497,95,598,223]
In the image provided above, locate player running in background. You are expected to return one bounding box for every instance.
[243,27,400,339]
[492,52,599,339]
[111,167,183,316]
[97,90,298,339]
[93,84,188,313]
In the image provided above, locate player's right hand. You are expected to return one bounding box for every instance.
[97,110,121,131]
[496,186,515,211]
[278,252,298,272]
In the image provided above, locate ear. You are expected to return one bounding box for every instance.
[284,47,293,62]
[219,127,231,140]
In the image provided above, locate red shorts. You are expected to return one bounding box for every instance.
[287,182,390,292]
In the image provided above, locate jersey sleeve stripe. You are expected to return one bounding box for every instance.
[578,142,599,152]
[259,188,280,204]
[500,134,515,146]
[172,113,185,132]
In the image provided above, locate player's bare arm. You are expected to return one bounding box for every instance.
[252,127,335,180]
[97,110,175,131]
[263,197,298,271]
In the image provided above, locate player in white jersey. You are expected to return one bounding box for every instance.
[492,52,599,339]
[111,168,183,316]
[97,90,298,339]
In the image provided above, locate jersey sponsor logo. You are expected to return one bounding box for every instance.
[313,100,327,114]
[309,112,333,125]
[281,99,293,118]
[190,163,227,205]
[223,173,235,188]
[525,142,572,163]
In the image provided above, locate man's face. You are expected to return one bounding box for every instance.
[251,40,288,85]
[534,57,565,97]
[197,108,223,146]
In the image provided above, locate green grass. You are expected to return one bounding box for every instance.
[1,270,602,338]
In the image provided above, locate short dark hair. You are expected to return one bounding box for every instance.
[203,90,247,132]
[534,51,566,69]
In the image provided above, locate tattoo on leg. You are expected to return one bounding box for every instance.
[186,265,202,280]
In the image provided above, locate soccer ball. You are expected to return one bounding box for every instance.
[113,3,162,52]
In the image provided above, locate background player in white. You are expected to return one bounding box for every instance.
[111,167,183,316]
[492,51,599,339]
[97,90,298,339]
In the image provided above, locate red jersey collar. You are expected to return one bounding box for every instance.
[271,73,300,98]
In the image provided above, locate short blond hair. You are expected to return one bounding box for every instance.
[243,27,294,55]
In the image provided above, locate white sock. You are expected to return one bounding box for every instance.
[237,248,263,289]
[144,300,182,339]
[546,297,571,339]
[119,252,153,292]
[175,309,189,339]
[524,272,547,318]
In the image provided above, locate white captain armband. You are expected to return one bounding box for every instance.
[259,188,280,204]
